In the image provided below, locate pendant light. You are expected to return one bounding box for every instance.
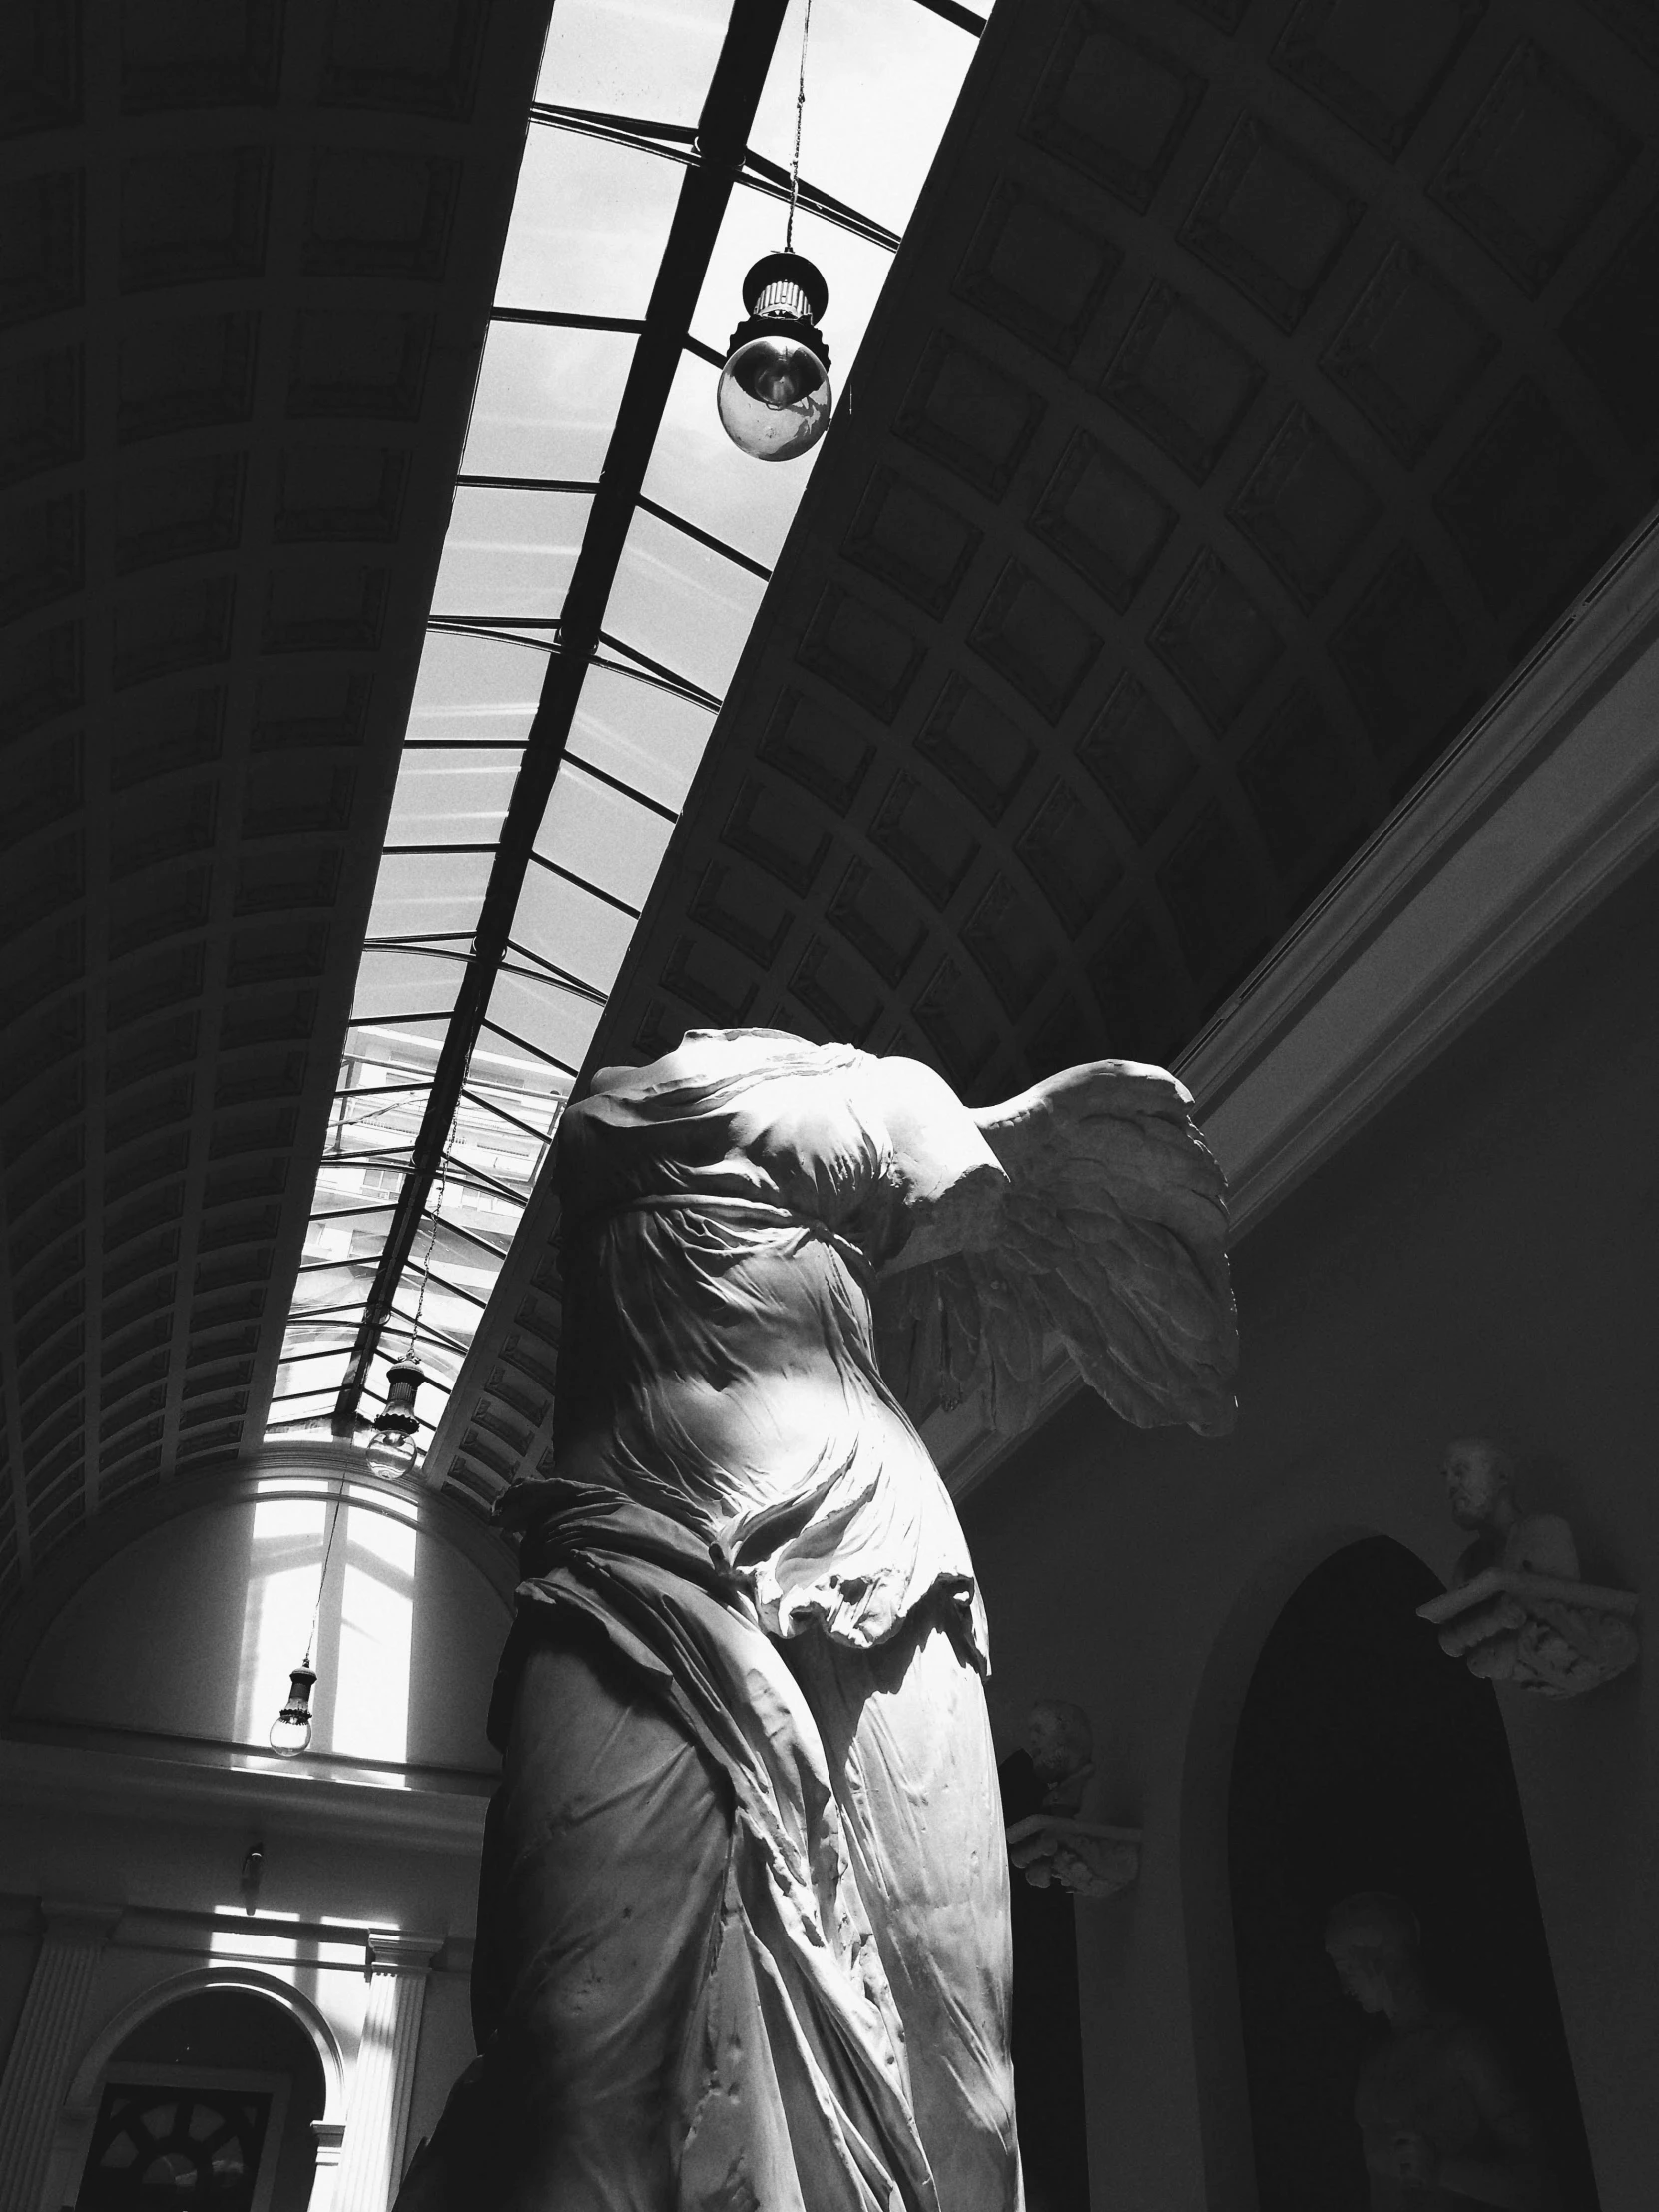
[269,1669,316,1758]
[717,0,831,462]
[366,1153,445,1475]
[268,1485,341,1756]
[718,252,831,462]
[374,1352,426,1440]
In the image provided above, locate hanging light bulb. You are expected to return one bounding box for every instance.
[717,251,832,462]
[269,1665,316,1758]
[366,1351,425,1475]
[374,1353,425,1441]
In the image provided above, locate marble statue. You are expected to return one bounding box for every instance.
[1417,1438,1639,1697]
[1443,1439,1580,1587]
[1005,1698,1140,1901]
[398,1030,1236,2212]
[1324,1893,1556,2211]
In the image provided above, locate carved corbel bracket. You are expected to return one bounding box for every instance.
[1006,1814,1141,1900]
[1418,1569,1640,1698]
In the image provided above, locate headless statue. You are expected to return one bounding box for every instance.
[1325,1893,1555,2210]
[397,1031,1237,2211]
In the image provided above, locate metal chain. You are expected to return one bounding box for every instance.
[786,0,814,249]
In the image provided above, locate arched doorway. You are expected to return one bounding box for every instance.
[1227,1536,1596,2210]
[74,1986,325,2212]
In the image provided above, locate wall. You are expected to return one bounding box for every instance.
[962,855,1659,2212]
[12,1462,510,1773]
[0,1442,512,2207]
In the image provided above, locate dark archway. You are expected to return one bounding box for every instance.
[79,1988,324,2212]
[1000,1749,1089,2212]
[1228,1536,1596,2211]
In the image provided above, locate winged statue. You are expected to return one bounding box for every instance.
[400,1030,1237,2212]
[874,1057,1238,1440]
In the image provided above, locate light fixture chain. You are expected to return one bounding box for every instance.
[302,1483,345,1672]
[787,0,814,251]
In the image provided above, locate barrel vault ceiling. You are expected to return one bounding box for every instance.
[9,0,1659,1575]
[0,0,550,1607]
[423,0,1659,1506]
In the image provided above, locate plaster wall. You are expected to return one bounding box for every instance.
[14,1483,509,1773]
[962,861,1659,2212]
[0,1455,507,2202]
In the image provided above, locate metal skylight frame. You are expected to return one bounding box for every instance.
[266,0,982,1451]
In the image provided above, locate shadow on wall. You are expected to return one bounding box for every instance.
[1228,1536,1597,2212]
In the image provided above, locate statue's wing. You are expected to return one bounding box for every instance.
[872,1060,1237,1438]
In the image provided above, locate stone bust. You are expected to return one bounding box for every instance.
[1025,1697,1094,1813]
[1425,1437,1638,1695]
[1443,1440,1579,1587]
[1005,1698,1139,1900]
[1325,1893,1555,2210]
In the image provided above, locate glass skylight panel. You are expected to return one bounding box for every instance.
[485,962,607,1080]
[382,754,517,852]
[513,859,639,987]
[343,1015,451,1070]
[266,0,983,1456]
[496,129,683,320]
[405,630,539,749]
[607,504,769,703]
[568,662,707,810]
[462,322,636,485]
[431,487,592,625]
[366,849,494,939]
[348,949,468,1026]
[534,0,729,116]
[540,768,677,915]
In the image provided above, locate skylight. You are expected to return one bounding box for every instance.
[266,0,980,1452]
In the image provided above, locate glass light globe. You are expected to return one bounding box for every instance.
[269,1666,316,1757]
[717,334,832,462]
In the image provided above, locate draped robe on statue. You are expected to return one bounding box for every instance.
[402,1031,1024,2212]
[400,1025,1237,2212]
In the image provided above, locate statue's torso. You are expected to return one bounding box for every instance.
[550,1033,987,1659]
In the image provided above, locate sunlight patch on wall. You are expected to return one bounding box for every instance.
[233,1481,421,1769]
[331,1506,417,1766]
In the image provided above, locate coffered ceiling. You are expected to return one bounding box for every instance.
[424,0,1659,1505]
[0,0,549,1604]
[606,0,1659,1092]
[10,0,1659,1575]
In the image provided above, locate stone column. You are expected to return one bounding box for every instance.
[307,2118,346,2212]
[333,1933,442,2212]
[0,1901,121,2212]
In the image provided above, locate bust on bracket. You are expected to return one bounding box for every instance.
[1004,1699,1140,1902]
[1416,1438,1639,1698]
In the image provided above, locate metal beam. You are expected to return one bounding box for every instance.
[330,0,793,1432]
[528,103,903,250]
[910,0,986,31]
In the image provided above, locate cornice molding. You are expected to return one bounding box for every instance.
[937,504,1659,1496]
[0,1736,489,1855]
